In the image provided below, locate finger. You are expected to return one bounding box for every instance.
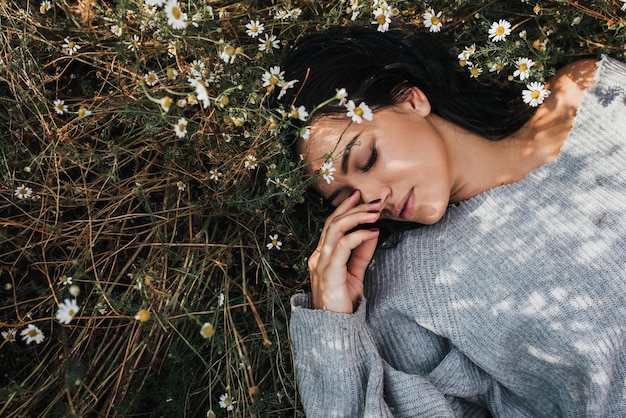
[320,206,380,256]
[318,190,361,245]
[326,229,379,274]
[347,228,379,279]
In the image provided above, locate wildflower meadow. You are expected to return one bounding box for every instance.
[1,0,625,416]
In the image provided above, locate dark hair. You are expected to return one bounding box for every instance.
[278,23,535,140]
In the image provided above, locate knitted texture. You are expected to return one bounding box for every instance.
[290,56,626,417]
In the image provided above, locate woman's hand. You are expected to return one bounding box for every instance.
[308,190,381,314]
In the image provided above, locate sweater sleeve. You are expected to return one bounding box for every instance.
[290,293,462,417]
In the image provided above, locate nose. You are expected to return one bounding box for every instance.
[359,185,391,209]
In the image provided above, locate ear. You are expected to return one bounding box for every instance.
[399,86,431,117]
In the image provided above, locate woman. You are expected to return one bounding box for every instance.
[280,24,626,416]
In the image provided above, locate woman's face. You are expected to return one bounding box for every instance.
[299,95,453,225]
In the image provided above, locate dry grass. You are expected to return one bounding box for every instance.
[0,0,624,416]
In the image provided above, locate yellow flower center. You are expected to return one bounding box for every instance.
[172,6,181,20]
[60,275,68,283]
[519,63,528,72]
[178,122,186,131]
[531,90,541,99]
[290,109,299,118]
[251,26,258,33]
[224,45,236,56]
[496,26,505,36]
[269,75,279,85]
[147,74,156,83]
[68,309,76,316]
[377,14,386,25]
[431,16,440,25]
[220,96,229,106]
[68,41,75,49]
[136,309,150,322]
[471,67,479,76]
[162,96,172,109]
[27,329,38,337]
[496,63,504,71]
[354,106,364,117]
[200,323,215,339]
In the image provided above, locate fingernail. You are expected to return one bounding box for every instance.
[367,210,379,213]
[349,190,357,197]
[369,228,379,232]
[369,199,381,204]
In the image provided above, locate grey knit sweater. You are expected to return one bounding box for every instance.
[290,56,626,417]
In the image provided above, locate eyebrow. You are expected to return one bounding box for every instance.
[341,133,361,175]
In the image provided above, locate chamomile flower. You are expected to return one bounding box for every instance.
[2,328,17,343]
[174,118,188,138]
[40,1,52,14]
[219,393,236,411]
[422,8,443,33]
[244,154,258,170]
[209,169,223,181]
[258,34,280,52]
[266,234,282,250]
[346,100,373,124]
[200,322,215,339]
[144,70,159,86]
[468,63,483,78]
[20,324,45,344]
[488,19,512,42]
[262,66,284,87]
[335,88,348,106]
[167,41,178,57]
[300,125,311,140]
[320,161,336,184]
[59,275,73,285]
[245,20,264,38]
[372,8,391,32]
[189,79,210,108]
[128,35,141,51]
[489,59,506,74]
[56,299,80,324]
[289,105,309,122]
[620,0,626,11]
[277,79,298,100]
[145,0,165,6]
[134,309,151,322]
[53,99,68,114]
[165,0,187,30]
[159,96,173,112]
[62,38,81,55]
[457,44,476,66]
[14,184,33,200]
[218,292,225,307]
[522,82,550,107]
[290,8,303,19]
[513,57,535,80]
[110,24,122,37]
[77,107,92,117]
[176,181,186,191]
[219,43,237,64]
[189,59,205,78]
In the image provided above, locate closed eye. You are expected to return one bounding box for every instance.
[361,147,377,172]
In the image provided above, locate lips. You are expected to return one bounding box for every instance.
[394,189,415,220]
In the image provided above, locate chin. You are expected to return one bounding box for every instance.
[414,204,447,225]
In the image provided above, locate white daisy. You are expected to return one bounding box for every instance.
[422,8,443,33]
[56,299,80,324]
[110,24,122,37]
[245,20,264,38]
[174,118,188,138]
[165,0,187,29]
[128,35,141,51]
[58,275,73,286]
[345,100,373,124]
[189,59,205,78]
[200,322,215,339]
[621,0,626,11]
[266,234,282,250]
[277,79,298,100]
[14,184,33,200]
[145,0,165,6]
[258,33,280,52]
[218,292,225,307]
[262,66,284,87]
[372,8,391,32]
[159,96,173,112]
[40,1,52,13]
[20,324,45,344]
[289,105,309,122]
[219,393,236,411]
[489,59,506,74]
[335,88,348,106]
[176,181,186,191]
[209,169,223,181]
[219,43,237,64]
[468,63,483,78]
[290,8,302,19]
[2,328,17,343]
[53,99,68,115]
[144,70,159,86]
[244,154,258,170]
[522,81,550,107]
[320,161,336,184]
[62,38,81,55]
[300,125,311,140]
[189,79,210,108]
[488,19,512,42]
[513,57,535,80]
[77,107,92,117]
